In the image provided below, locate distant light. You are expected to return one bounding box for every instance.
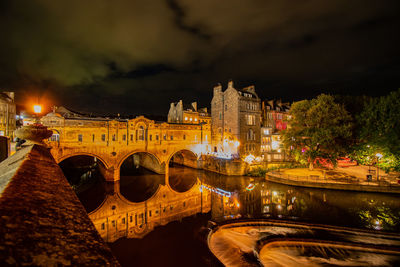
[33,105,42,114]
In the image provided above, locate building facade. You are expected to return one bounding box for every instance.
[211,81,261,158]
[168,100,210,125]
[0,92,16,138]
[261,99,290,162]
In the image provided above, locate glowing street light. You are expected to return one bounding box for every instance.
[376,153,383,182]
[33,104,42,114]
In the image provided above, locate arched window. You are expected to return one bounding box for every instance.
[138,126,145,141]
[247,129,254,141]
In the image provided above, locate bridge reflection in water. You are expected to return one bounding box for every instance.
[60,162,400,266]
[89,178,211,242]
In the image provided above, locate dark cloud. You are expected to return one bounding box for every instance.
[0,0,399,115]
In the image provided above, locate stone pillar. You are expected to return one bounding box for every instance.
[98,165,120,182]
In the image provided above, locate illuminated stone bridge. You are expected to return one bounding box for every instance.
[41,113,212,181]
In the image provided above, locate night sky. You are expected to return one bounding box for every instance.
[1,0,400,116]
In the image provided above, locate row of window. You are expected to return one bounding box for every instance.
[246,102,258,110]
[267,113,284,120]
[75,132,189,142]
[247,129,256,141]
[0,117,15,124]
[100,201,189,230]
[245,143,256,152]
[0,105,15,112]
[246,115,256,125]
[184,116,198,122]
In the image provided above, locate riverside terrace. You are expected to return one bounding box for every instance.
[266,167,400,194]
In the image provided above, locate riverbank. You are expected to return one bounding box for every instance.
[266,168,400,193]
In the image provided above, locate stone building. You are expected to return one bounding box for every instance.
[168,100,211,125]
[0,92,16,138]
[167,100,211,145]
[211,81,261,157]
[261,99,290,162]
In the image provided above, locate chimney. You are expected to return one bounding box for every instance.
[213,83,222,95]
[227,80,234,89]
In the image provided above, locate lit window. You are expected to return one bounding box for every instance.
[185,117,188,120]
[194,118,197,122]
[246,115,255,125]
[138,126,145,140]
[190,117,193,121]
[50,134,59,142]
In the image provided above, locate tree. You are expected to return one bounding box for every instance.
[355,89,400,172]
[282,94,352,170]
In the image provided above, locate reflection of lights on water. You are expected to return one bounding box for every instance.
[246,183,255,191]
[373,220,382,230]
[200,185,233,197]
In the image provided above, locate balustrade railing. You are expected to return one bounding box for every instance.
[268,171,400,188]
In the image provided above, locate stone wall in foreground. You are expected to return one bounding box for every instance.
[0,144,119,266]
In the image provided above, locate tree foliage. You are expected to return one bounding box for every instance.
[282,94,352,169]
[354,89,400,172]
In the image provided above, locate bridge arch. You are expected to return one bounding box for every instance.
[167,149,199,168]
[56,152,110,169]
[167,149,199,193]
[117,150,164,174]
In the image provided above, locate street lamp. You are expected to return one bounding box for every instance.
[376,153,383,182]
[33,104,42,115]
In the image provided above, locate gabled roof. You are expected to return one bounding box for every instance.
[0,92,13,103]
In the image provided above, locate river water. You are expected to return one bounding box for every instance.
[63,163,400,266]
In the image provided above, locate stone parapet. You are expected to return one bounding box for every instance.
[0,144,119,266]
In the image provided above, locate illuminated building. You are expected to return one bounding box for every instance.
[261,99,290,162]
[167,100,211,126]
[0,92,16,138]
[211,81,261,158]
